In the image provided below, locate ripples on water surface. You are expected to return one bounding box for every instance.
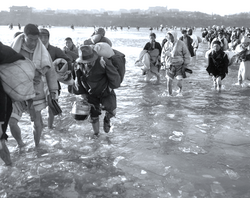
[1,26,250,198]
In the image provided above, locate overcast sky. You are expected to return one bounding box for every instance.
[1,0,249,16]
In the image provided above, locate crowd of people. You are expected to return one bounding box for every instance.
[1,23,250,166]
[136,25,250,93]
[0,23,125,166]
[202,25,250,88]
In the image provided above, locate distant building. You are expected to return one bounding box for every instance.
[44,10,55,15]
[169,9,179,12]
[148,6,168,14]
[9,6,32,13]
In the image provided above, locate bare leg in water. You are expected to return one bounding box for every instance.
[48,107,55,129]
[177,79,183,95]
[0,138,12,166]
[216,77,222,92]
[91,117,100,137]
[33,111,43,147]
[8,117,25,147]
[167,78,173,96]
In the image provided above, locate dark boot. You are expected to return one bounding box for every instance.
[103,112,113,133]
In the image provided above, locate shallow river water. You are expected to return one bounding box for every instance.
[1,26,250,198]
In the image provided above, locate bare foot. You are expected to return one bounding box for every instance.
[176,92,183,97]
[18,142,26,148]
[154,80,160,85]
[92,133,100,139]
[48,126,56,130]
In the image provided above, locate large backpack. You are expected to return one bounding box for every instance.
[109,49,126,85]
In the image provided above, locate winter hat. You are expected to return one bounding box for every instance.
[150,32,156,38]
[95,28,105,37]
[39,28,50,37]
[78,45,98,63]
[212,40,221,46]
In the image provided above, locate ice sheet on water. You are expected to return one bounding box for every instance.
[211,181,225,194]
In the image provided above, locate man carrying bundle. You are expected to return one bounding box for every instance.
[72,45,124,137]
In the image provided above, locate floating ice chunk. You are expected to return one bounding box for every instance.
[169,136,182,141]
[164,166,171,171]
[119,175,127,181]
[225,169,240,180]
[48,184,58,190]
[41,153,49,157]
[179,147,191,153]
[167,114,175,118]
[159,92,167,97]
[179,145,207,154]
[190,145,206,154]
[176,92,183,97]
[163,166,171,176]
[141,170,147,174]
[0,190,7,198]
[113,156,125,167]
[202,175,216,179]
[172,131,184,137]
[187,115,200,118]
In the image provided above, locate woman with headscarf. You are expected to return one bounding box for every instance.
[206,40,229,92]
[161,30,191,96]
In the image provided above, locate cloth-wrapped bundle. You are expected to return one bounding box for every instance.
[90,42,115,58]
[0,58,36,101]
[53,58,73,85]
